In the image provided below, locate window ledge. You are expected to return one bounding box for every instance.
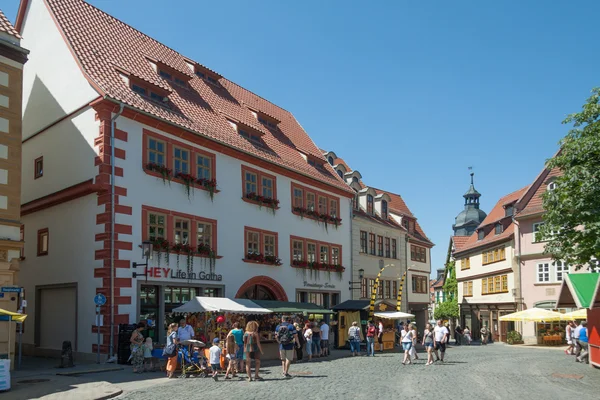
[463,295,473,298]
[37,253,48,257]
[242,258,281,267]
[164,250,223,259]
[292,210,342,227]
[241,196,280,210]
[291,263,346,273]
[482,291,509,295]
[533,282,561,286]
[143,168,220,194]
[482,259,506,266]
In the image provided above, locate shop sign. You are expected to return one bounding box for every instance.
[144,267,223,281]
[303,281,335,289]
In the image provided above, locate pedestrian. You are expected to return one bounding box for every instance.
[573,320,583,360]
[348,321,362,356]
[129,322,146,373]
[164,322,179,379]
[480,325,489,345]
[177,318,195,342]
[224,333,238,379]
[378,319,384,353]
[422,323,435,366]
[576,321,589,364]
[312,321,322,357]
[275,316,300,378]
[303,322,313,361]
[143,337,154,372]
[229,322,244,374]
[455,325,463,345]
[294,323,304,362]
[243,320,264,382]
[209,338,222,381]
[565,321,575,355]
[401,324,414,365]
[463,326,472,345]
[366,321,377,357]
[433,319,449,362]
[320,320,330,357]
[409,324,419,360]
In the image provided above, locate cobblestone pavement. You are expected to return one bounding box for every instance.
[117,344,600,400]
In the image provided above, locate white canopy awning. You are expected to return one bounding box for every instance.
[172,297,272,314]
[374,311,415,320]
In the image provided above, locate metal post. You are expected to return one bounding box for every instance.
[96,306,101,364]
[18,322,22,368]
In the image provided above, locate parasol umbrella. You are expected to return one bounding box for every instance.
[0,308,27,366]
[373,311,415,319]
[560,309,588,320]
[499,308,564,322]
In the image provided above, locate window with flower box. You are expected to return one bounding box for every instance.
[243,227,280,265]
[369,233,376,255]
[242,165,279,209]
[143,130,218,198]
[142,206,219,261]
[290,183,342,227]
[290,236,345,277]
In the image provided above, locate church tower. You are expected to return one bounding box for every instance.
[452,173,487,236]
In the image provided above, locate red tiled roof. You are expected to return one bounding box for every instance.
[44,0,352,195]
[0,9,21,39]
[432,275,445,289]
[455,186,528,254]
[452,236,470,252]
[353,208,403,229]
[517,167,562,218]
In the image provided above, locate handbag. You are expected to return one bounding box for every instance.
[163,343,176,357]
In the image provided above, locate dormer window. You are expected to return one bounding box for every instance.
[195,66,221,85]
[130,80,169,107]
[367,194,374,214]
[352,176,359,183]
[132,84,147,96]
[328,156,334,166]
[337,170,344,179]
[548,182,557,191]
[478,229,485,240]
[381,200,388,219]
[159,70,172,80]
[402,219,409,230]
[504,205,514,217]
[150,92,164,102]
[228,119,265,148]
[495,223,503,235]
[257,116,278,129]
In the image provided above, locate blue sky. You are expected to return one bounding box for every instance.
[4,1,599,274]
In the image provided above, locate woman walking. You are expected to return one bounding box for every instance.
[463,326,472,345]
[303,322,313,361]
[312,322,321,358]
[565,321,575,355]
[400,324,414,365]
[348,321,362,356]
[366,321,377,357]
[409,324,419,360]
[130,322,146,373]
[164,322,179,378]
[243,321,264,382]
[422,323,434,365]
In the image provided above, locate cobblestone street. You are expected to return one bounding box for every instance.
[117,344,600,400]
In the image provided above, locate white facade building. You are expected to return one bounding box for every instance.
[17,0,354,359]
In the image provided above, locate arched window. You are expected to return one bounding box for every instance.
[367,194,374,214]
[240,284,276,301]
[337,169,344,179]
[381,200,388,219]
[548,182,557,191]
[328,156,334,166]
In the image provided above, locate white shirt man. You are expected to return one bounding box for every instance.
[573,321,583,358]
[433,320,449,361]
[320,321,330,356]
[178,321,195,342]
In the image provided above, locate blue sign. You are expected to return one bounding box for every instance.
[1,287,22,293]
[0,293,4,298]
[94,293,107,306]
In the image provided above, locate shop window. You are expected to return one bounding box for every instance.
[34,157,43,179]
[37,228,49,256]
[392,239,397,259]
[148,212,166,241]
[173,147,189,174]
[368,233,375,255]
[385,237,391,258]
[204,288,221,297]
[360,231,368,253]
[377,236,384,257]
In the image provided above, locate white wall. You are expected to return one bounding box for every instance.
[21,108,98,203]
[20,0,100,138]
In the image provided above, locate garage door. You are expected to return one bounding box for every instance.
[39,286,77,350]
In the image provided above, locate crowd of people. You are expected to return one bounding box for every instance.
[565,320,589,364]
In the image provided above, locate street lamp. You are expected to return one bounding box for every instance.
[349,268,365,294]
[132,241,153,281]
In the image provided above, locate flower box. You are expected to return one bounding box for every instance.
[292,206,342,229]
[243,252,282,266]
[243,192,280,212]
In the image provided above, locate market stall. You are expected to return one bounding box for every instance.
[499,308,565,345]
[556,273,600,368]
[374,311,415,350]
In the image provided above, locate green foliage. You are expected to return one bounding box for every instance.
[443,261,457,299]
[434,298,459,320]
[506,331,523,345]
[542,88,600,269]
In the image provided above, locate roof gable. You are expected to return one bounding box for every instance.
[0,9,21,39]
[39,0,352,195]
[516,167,562,218]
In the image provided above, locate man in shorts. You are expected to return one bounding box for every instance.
[275,316,299,378]
[320,320,330,357]
[433,319,449,362]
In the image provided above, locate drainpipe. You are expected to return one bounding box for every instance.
[512,215,524,334]
[109,103,125,359]
[349,199,354,300]
[404,236,409,313]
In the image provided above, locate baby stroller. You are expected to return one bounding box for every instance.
[178,345,210,378]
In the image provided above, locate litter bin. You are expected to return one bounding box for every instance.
[0,359,10,391]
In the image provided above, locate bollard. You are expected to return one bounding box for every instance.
[59,341,74,368]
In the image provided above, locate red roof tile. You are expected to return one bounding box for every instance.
[452,236,470,252]
[0,9,21,39]
[455,186,528,254]
[44,0,353,195]
[517,167,562,218]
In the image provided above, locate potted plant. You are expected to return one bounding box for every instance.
[506,330,523,345]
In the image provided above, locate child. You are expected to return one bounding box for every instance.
[143,337,154,372]
[209,338,222,381]
[224,333,238,380]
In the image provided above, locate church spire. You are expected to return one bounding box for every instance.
[463,172,481,208]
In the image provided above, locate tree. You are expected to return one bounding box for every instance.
[542,88,600,270]
[434,262,459,320]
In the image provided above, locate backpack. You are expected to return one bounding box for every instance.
[277,324,293,345]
